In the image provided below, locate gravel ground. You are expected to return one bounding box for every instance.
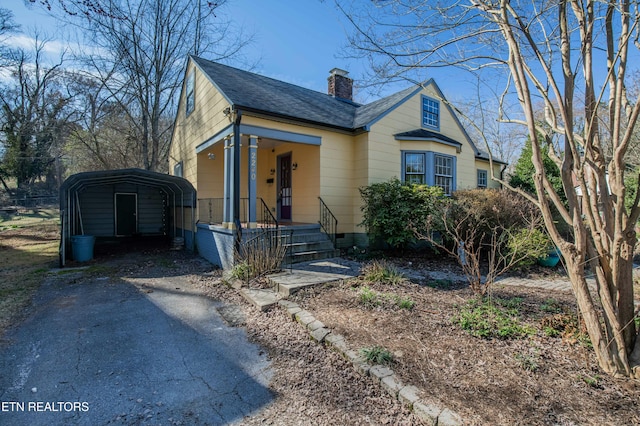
[193,271,424,425]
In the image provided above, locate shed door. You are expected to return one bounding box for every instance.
[115,193,137,236]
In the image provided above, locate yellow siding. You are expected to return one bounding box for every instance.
[169,60,233,190]
[196,144,225,199]
[169,67,507,236]
[352,133,369,234]
[239,116,354,231]
[474,159,504,189]
[367,83,482,191]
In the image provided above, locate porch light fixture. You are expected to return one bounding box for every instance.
[270,168,275,175]
[223,107,231,116]
[208,153,215,160]
[292,162,298,170]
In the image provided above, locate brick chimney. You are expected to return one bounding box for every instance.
[328,68,353,101]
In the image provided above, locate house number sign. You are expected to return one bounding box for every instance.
[250,150,257,181]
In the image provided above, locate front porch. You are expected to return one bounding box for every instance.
[193,123,340,268]
[195,123,323,229]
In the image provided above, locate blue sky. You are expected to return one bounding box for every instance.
[3,0,470,104]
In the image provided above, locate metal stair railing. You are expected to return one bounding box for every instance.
[318,197,338,248]
[259,198,278,230]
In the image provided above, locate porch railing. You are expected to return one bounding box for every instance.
[197,198,260,225]
[318,197,338,248]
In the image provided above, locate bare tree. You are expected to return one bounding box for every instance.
[421,199,546,297]
[62,0,250,172]
[64,72,143,173]
[0,35,73,191]
[339,0,640,378]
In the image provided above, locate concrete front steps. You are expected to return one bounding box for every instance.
[239,257,361,310]
[281,224,340,264]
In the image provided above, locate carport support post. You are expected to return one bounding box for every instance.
[222,136,232,227]
[247,135,258,229]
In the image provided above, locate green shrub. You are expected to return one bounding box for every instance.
[581,374,602,388]
[515,351,540,372]
[359,178,443,249]
[357,286,415,310]
[362,260,405,285]
[509,137,565,202]
[393,295,415,310]
[360,345,394,365]
[507,228,552,267]
[228,261,253,281]
[425,188,550,282]
[453,298,535,339]
[358,286,380,308]
[540,298,563,313]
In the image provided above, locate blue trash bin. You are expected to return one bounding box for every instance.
[71,235,95,262]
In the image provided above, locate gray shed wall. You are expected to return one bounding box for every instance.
[78,184,167,237]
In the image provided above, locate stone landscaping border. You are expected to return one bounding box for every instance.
[277,299,463,426]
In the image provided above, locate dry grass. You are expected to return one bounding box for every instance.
[0,209,60,335]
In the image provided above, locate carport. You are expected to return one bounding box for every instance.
[60,168,196,266]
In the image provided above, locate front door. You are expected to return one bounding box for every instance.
[278,153,292,221]
[115,193,137,236]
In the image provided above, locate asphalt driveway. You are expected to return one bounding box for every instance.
[0,259,273,425]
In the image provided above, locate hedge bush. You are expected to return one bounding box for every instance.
[358,178,443,249]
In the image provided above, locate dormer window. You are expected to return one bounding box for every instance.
[422,96,440,130]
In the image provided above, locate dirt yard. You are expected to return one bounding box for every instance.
[287,256,640,425]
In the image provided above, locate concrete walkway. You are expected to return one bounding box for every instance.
[242,257,640,310]
[240,258,361,310]
[269,258,361,296]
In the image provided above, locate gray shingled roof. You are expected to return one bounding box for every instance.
[353,85,422,129]
[192,56,430,132]
[394,129,463,147]
[190,55,503,169]
[192,56,358,130]
[476,149,507,164]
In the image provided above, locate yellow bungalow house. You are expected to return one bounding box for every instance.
[169,56,504,268]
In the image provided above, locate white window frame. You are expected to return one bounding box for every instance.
[402,151,456,195]
[434,154,453,195]
[477,169,488,188]
[173,161,183,177]
[404,152,426,184]
[422,95,440,130]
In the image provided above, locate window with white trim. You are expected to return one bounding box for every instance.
[477,169,488,188]
[402,151,455,195]
[185,70,195,116]
[434,154,453,195]
[422,96,440,129]
[404,152,426,184]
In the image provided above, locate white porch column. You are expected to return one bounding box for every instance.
[247,135,258,228]
[230,131,242,230]
[222,136,232,227]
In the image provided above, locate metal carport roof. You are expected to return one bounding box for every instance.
[59,168,196,266]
